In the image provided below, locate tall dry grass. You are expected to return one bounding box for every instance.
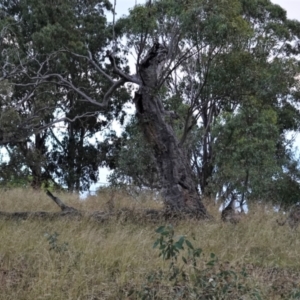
[0,188,299,299]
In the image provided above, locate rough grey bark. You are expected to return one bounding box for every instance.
[134,42,209,218]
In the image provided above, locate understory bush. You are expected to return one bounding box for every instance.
[129,225,262,299]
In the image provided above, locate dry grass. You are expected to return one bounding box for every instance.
[0,188,300,299]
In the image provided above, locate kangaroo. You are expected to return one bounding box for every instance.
[221,193,242,224]
[277,204,300,230]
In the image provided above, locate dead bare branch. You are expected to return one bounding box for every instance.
[106,50,141,84]
[46,190,78,212]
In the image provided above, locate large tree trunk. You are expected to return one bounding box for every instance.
[134,43,209,218]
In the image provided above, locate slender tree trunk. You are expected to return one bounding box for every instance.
[199,104,214,194]
[134,43,209,218]
[240,169,249,213]
[18,133,47,189]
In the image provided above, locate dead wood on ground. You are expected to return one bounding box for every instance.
[0,190,180,223]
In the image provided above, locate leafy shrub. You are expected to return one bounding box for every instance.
[129,225,261,299]
[44,232,69,253]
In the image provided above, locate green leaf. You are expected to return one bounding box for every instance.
[193,248,202,257]
[185,239,194,250]
[153,240,160,249]
[174,236,185,250]
[155,226,166,234]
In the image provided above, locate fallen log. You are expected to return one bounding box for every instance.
[0,190,110,222]
[0,190,165,223]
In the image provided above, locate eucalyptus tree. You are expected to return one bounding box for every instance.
[0,0,125,190]
[77,0,249,215]
[207,1,300,205]
[111,0,300,208]
[167,0,300,194]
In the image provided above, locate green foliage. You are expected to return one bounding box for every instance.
[271,160,300,208]
[0,0,126,191]
[111,0,300,203]
[123,4,158,36]
[108,118,159,188]
[211,103,280,198]
[44,232,69,254]
[1,0,300,201]
[210,97,300,207]
[129,225,261,299]
[0,175,31,189]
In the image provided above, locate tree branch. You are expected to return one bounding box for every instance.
[106,50,141,84]
[46,190,77,212]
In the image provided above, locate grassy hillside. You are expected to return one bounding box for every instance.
[0,188,299,299]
